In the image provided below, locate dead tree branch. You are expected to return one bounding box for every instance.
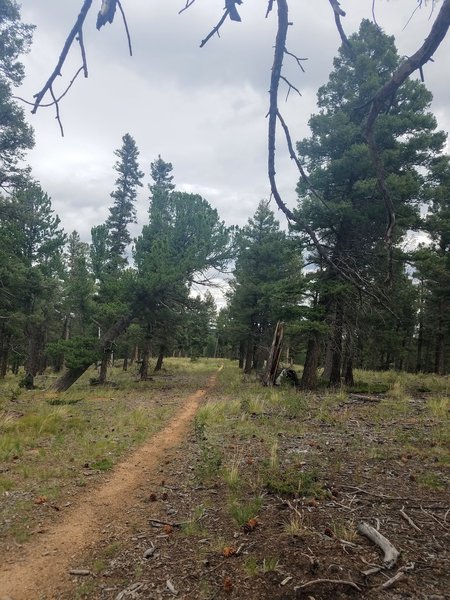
[117,1,133,56]
[357,521,400,569]
[328,0,354,56]
[179,0,197,15]
[284,48,307,72]
[31,0,93,115]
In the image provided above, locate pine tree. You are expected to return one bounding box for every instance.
[0,183,66,386]
[295,20,445,387]
[105,133,144,272]
[0,0,34,190]
[227,200,303,374]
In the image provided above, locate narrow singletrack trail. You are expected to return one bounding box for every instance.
[0,368,221,600]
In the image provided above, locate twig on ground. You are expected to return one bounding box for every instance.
[343,485,404,501]
[150,518,187,528]
[400,506,421,532]
[379,562,414,590]
[420,506,450,531]
[357,521,400,569]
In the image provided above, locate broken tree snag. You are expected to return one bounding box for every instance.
[357,521,400,569]
[262,321,284,386]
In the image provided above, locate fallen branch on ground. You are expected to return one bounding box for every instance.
[357,521,400,569]
[400,506,421,532]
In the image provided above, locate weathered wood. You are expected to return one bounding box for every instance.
[357,521,400,569]
[262,321,284,386]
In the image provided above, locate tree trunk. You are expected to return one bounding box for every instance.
[301,333,320,390]
[24,326,44,389]
[50,313,133,392]
[344,355,354,386]
[244,334,253,375]
[154,345,164,372]
[139,325,153,380]
[98,353,108,384]
[262,321,284,386]
[0,330,10,378]
[434,300,445,375]
[238,341,245,369]
[51,365,90,393]
[328,298,344,387]
[123,348,128,371]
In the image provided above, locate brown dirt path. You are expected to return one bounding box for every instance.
[0,369,221,600]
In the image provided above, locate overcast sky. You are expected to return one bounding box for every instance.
[15,0,450,302]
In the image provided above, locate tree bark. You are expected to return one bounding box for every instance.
[238,341,245,369]
[154,345,164,372]
[262,321,284,386]
[244,334,253,374]
[51,365,90,393]
[98,353,108,384]
[329,297,344,387]
[139,328,151,380]
[301,333,320,390]
[50,313,133,392]
[434,299,445,375]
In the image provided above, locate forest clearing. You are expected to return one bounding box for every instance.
[0,359,448,599]
[1,1,450,599]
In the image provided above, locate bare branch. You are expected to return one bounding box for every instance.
[31,0,93,115]
[77,28,88,77]
[328,0,354,56]
[49,85,64,137]
[276,110,332,213]
[117,0,133,56]
[280,75,301,100]
[179,0,197,15]
[284,48,307,72]
[265,0,275,19]
[200,10,229,48]
[372,0,379,28]
[14,67,85,109]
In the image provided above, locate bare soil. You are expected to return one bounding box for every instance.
[0,370,219,600]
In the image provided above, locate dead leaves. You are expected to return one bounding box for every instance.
[34,496,47,505]
[223,546,236,557]
[223,576,233,593]
[242,517,258,532]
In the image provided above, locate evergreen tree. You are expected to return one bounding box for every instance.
[0,183,66,385]
[295,20,445,387]
[0,0,34,190]
[414,154,450,374]
[105,133,144,272]
[227,200,303,374]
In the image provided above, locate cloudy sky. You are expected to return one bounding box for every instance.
[16,1,450,249]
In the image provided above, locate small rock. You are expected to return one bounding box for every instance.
[143,547,156,558]
[166,580,178,595]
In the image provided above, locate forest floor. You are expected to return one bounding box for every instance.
[0,360,449,600]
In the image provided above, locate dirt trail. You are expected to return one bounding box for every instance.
[0,369,220,600]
